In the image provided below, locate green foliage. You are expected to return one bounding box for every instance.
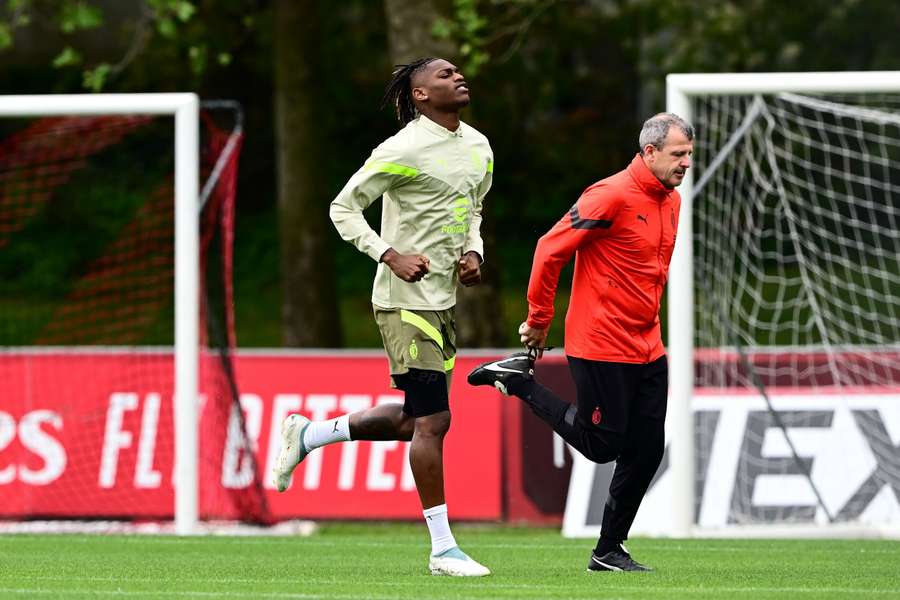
[82,62,111,92]
[156,16,177,38]
[148,0,197,22]
[174,0,196,22]
[433,0,490,75]
[149,0,196,38]
[0,23,12,50]
[3,0,900,347]
[0,0,202,91]
[7,0,31,12]
[0,0,31,48]
[51,46,81,68]
[629,0,900,108]
[58,0,103,33]
[188,44,206,74]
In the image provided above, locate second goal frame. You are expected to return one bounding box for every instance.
[665,71,900,537]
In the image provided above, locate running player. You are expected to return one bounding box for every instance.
[272,57,493,577]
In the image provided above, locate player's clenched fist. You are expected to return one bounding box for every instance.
[457,251,482,287]
[381,248,430,282]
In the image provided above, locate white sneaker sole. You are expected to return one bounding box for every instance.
[272,414,310,492]
[429,557,491,577]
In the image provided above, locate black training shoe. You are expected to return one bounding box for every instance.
[466,352,534,395]
[587,545,653,572]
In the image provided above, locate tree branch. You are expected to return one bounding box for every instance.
[497,0,557,63]
[108,2,154,77]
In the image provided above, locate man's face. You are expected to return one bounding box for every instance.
[411,59,470,111]
[644,129,693,189]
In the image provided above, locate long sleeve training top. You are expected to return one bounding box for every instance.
[526,154,681,363]
[330,114,493,311]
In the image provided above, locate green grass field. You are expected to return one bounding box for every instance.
[2,523,899,599]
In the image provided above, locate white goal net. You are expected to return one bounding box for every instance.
[673,74,900,534]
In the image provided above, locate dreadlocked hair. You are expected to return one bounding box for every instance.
[381,57,437,125]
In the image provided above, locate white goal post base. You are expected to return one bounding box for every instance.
[0,519,317,537]
[0,94,200,535]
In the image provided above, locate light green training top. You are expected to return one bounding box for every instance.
[330,114,493,311]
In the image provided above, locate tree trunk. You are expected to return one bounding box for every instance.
[383,0,455,63]
[274,0,341,347]
[383,0,507,347]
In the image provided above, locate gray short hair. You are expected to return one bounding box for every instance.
[639,113,694,153]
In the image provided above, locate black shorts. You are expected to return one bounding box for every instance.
[567,355,668,435]
[394,368,450,418]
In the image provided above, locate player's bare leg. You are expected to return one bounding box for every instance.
[271,402,488,576]
[273,404,411,491]
[348,403,414,441]
[408,411,450,508]
[400,410,487,576]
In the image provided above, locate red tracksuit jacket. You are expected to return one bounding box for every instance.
[526,154,681,363]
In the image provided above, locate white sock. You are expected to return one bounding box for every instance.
[302,414,351,452]
[423,504,457,555]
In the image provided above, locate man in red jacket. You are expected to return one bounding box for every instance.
[469,112,693,572]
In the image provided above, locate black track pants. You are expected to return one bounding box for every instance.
[508,355,668,542]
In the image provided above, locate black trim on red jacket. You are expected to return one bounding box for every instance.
[569,204,613,230]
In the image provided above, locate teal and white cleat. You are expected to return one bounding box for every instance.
[429,546,491,577]
[272,414,311,492]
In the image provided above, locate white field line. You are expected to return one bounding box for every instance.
[6,575,900,595]
[0,592,394,600]
[4,536,897,554]
[1,584,898,598]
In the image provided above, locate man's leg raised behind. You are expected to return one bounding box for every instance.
[468,353,625,464]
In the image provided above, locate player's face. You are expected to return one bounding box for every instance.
[645,129,693,189]
[411,59,470,111]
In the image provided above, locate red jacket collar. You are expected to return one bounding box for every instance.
[627,153,672,199]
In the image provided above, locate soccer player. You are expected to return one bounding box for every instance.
[272,57,493,577]
[468,113,693,572]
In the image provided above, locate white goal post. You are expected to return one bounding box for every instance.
[665,72,900,537]
[0,94,200,535]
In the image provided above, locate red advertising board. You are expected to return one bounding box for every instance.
[237,353,504,520]
[0,351,504,521]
